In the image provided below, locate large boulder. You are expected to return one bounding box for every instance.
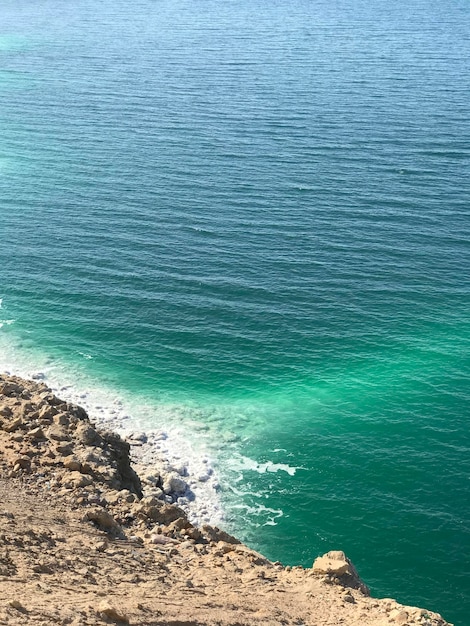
[312,550,370,595]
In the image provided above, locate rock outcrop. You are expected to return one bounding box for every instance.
[0,373,452,626]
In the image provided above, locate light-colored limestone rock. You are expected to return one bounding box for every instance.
[313,550,352,576]
[163,473,187,495]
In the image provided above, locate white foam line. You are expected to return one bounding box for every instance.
[227,454,299,476]
[0,334,224,527]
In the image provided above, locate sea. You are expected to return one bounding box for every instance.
[0,0,469,623]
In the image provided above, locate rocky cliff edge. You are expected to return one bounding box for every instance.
[0,374,452,626]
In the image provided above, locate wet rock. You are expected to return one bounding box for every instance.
[128,432,147,443]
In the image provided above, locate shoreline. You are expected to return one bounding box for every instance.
[0,372,453,626]
[0,347,225,528]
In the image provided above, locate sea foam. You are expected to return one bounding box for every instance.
[0,330,224,527]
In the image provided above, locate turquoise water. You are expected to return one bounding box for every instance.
[0,0,469,623]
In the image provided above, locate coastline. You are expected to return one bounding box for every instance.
[0,372,452,626]
[0,343,224,528]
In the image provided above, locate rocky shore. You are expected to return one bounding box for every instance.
[0,373,452,626]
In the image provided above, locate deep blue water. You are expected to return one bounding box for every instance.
[0,0,469,623]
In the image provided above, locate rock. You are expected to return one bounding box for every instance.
[75,423,100,446]
[12,456,31,470]
[389,608,409,623]
[0,373,454,626]
[99,431,142,496]
[312,551,351,576]
[54,412,70,427]
[165,516,192,534]
[97,601,129,623]
[55,441,74,455]
[38,404,58,422]
[8,599,27,612]
[95,540,108,552]
[84,508,121,534]
[118,489,138,503]
[140,495,161,507]
[0,382,22,397]
[47,425,70,442]
[64,458,82,471]
[186,527,203,541]
[142,473,161,486]
[312,551,370,595]
[4,417,23,432]
[69,406,88,422]
[29,426,45,440]
[163,474,187,495]
[129,432,147,443]
[134,502,185,525]
[213,541,236,556]
[32,562,54,574]
[40,392,63,407]
[62,472,93,489]
[153,487,164,499]
[202,525,241,545]
[150,534,178,545]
